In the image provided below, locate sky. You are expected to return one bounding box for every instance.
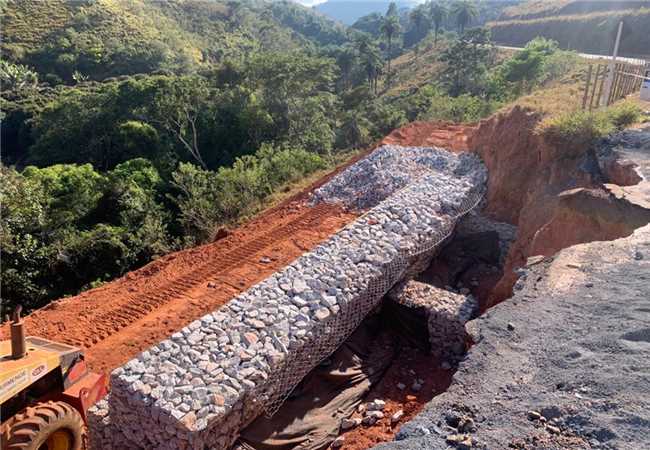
[294,0,423,6]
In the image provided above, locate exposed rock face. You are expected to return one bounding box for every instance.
[597,130,650,186]
[528,187,650,258]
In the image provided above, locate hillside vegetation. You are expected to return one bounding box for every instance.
[500,0,649,20]
[488,0,650,57]
[0,0,587,313]
[0,0,347,83]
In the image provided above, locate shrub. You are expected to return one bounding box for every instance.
[411,86,500,123]
[427,94,499,123]
[172,145,327,244]
[257,144,327,187]
[540,110,614,147]
[541,101,642,148]
[605,102,642,131]
[538,49,580,85]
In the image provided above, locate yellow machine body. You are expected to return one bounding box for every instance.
[0,337,73,404]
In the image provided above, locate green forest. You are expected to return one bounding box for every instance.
[1,0,581,312]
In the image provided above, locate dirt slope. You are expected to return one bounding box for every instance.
[381,121,473,152]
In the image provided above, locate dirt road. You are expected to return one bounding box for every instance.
[8,201,355,372]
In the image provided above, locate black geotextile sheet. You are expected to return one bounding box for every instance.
[237,302,432,450]
[236,312,403,450]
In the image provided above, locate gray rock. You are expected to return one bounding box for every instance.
[341,417,361,430]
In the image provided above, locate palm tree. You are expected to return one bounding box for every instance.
[336,47,356,90]
[380,14,401,76]
[354,34,383,94]
[362,51,383,94]
[451,0,479,34]
[386,1,399,17]
[409,7,429,37]
[429,1,448,45]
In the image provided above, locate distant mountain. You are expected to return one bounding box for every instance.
[1,0,348,82]
[315,0,417,25]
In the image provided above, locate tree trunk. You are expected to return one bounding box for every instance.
[387,36,392,77]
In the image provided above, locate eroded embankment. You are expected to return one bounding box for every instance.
[374,123,650,449]
[463,107,650,308]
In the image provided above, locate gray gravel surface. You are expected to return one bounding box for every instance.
[377,227,650,450]
[311,145,478,210]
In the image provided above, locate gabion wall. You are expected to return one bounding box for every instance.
[388,281,478,361]
[88,149,486,450]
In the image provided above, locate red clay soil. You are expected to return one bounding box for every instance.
[381,121,475,152]
[331,347,453,450]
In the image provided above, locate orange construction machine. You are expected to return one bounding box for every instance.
[0,307,108,450]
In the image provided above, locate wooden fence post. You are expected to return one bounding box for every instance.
[607,64,619,105]
[613,63,622,103]
[596,66,606,108]
[620,65,629,98]
[589,65,602,111]
[582,65,593,110]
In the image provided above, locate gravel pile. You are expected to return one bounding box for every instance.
[388,281,477,362]
[88,148,486,450]
[311,145,478,210]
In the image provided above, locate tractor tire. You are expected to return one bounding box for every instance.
[6,401,86,450]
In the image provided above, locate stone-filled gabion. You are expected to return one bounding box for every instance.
[88,147,486,450]
[388,281,477,361]
[311,145,472,210]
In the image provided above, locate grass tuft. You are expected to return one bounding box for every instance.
[605,101,643,131]
[540,109,614,147]
[539,100,643,148]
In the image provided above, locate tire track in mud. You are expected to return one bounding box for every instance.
[60,203,337,348]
